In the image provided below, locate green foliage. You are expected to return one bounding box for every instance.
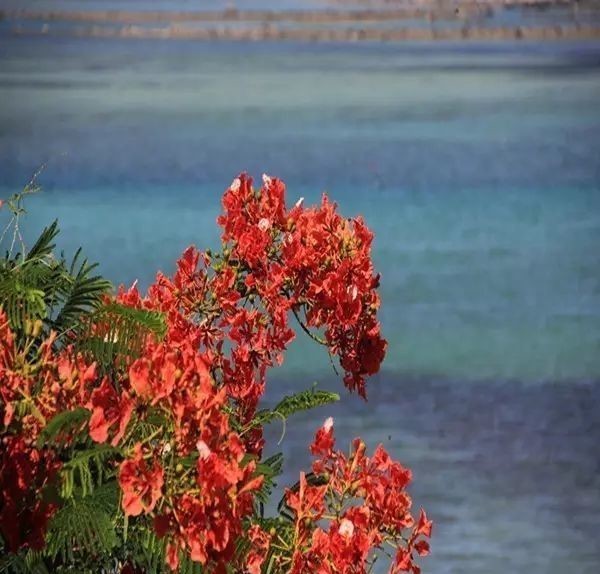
[37,407,91,448]
[45,485,118,563]
[0,275,46,330]
[75,301,167,371]
[60,444,122,498]
[252,387,340,428]
[0,549,49,574]
[255,517,295,574]
[0,221,112,341]
[51,248,112,334]
[24,220,59,262]
[125,528,207,574]
[255,453,284,506]
[125,528,167,574]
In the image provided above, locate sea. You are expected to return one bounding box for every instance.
[1,27,599,574]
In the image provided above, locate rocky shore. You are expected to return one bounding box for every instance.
[1,1,599,43]
[7,22,599,43]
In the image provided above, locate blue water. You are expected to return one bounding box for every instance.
[2,37,599,383]
[1,35,600,572]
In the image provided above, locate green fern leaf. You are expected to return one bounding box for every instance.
[37,407,91,448]
[126,528,167,574]
[75,301,166,371]
[252,387,340,428]
[255,453,284,505]
[51,254,111,333]
[45,494,117,562]
[0,549,49,574]
[0,276,47,331]
[25,221,59,263]
[60,444,122,498]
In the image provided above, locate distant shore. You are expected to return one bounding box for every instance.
[2,3,600,43]
[7,23,600,43]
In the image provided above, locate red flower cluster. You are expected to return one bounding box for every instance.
[114,296,267,570]
[0,309,101,550]
[119,443,164,516]
[0,435,60,552]
[286,419,432,574]
[218,174,387,398]
[0,174,430,573]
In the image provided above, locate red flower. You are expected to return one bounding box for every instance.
[0,437,60,552]
[246,524,271,574]
[88,378,134,446]
[357,324,387,376]
[118,444,164,516]
[416,509,433,538]
[286,472,327,529]
[310,416,335,457]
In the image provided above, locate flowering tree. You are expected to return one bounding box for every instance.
[0,174,431,573]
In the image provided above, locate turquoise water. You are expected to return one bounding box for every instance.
[1,36,600,573]
[1,37,599,383]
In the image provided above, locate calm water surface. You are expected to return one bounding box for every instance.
[1,36,599,572]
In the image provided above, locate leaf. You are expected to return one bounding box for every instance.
[255,453,284,506]
[60,444,121,498]
[37,407,91,448]
[25,221,59,263]
[126,528,166,574]
[51,252,112,333]
[257,453,284,480]
[0,275,47,331]
[0,549,49,574]
[252,387,340,428]
[45,493,117,562]
[75,301,167,371]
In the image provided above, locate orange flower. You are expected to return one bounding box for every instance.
[88,378,134,446]
[118,444,164,516]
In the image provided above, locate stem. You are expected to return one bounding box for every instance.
[136,425,164,449]
[291,307,327,346]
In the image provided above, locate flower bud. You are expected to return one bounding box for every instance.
[338,518,354,538]
[32,319,43,337]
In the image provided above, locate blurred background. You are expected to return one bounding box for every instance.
[1,1,599,572]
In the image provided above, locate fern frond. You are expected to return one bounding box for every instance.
[52,255,111,334]
[75,302,166,371]
[178,555,207,574]
[255,453,284,505]
[252,388,340,429]
[0,549,49,574]
[0,275,46,331]
[86,480,120,516]
[45,493,117,563]
[126,528,167,574]
[25,221,59,263]
[37,407,91,448]
[60,444,121,498]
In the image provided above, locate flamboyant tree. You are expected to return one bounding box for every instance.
[0,174,431,573]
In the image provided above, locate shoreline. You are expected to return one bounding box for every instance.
[0,7,518,24]
[2,3,600,43]
[7,22,600,43]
